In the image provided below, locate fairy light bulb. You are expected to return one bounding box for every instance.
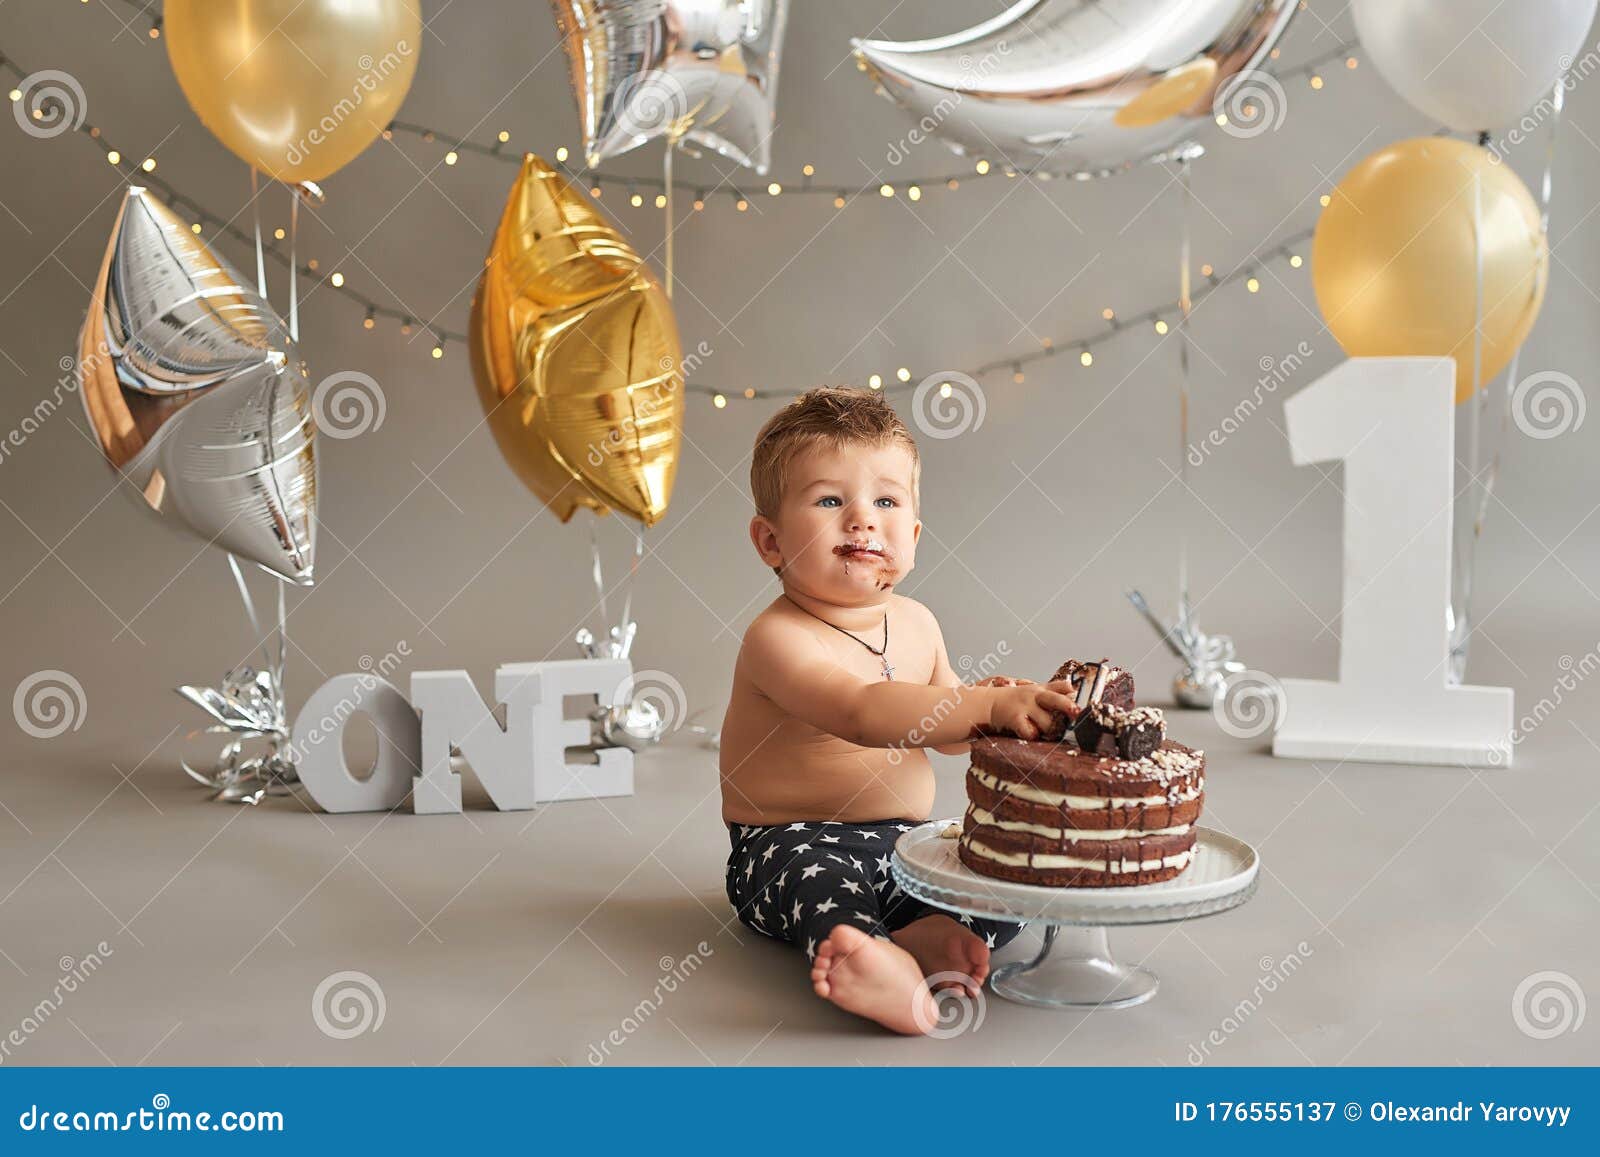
[868,374,882,389]
[274,227,286,240]
[655,193,667,209]
[1079,350,1093,367]
[363,310,375,330]
[743,388,756,399]
[630,190,643,207]
[1309,74,1324,90]
[975,159,990,175]
[802,164,815,177]
[939,382,953,399]
[1289,254,1303,268]
[908,185,921,201]
[879,184,894,197]
[1101,307,1114,321]
[556,146,569,163]
[190,222,202,234]
[735,198,749,211]
[106,150,120,165]
[713,393,727,408]
[330,272,345,287]
[1246,276,1260,293]
[895,367,911,382]
[141,157,156,172]
[768,182,781,196]
[1155,319,1169,335]
[1319,193,1331,207]
[833,195,846,209]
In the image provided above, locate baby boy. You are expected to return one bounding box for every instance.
[719,386,1081,1034]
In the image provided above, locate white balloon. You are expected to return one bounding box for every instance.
[1352,0,1597,131]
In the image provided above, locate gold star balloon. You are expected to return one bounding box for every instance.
[471,154,683,526]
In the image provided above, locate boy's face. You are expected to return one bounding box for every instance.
[750,440,921,604]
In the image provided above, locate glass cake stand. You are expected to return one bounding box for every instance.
[892,821,1259,1010]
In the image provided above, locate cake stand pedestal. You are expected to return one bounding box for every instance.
[892,822,1260,1010]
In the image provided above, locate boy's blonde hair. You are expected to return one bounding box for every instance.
[750,386,921,522]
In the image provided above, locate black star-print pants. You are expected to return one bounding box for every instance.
[724,819,1026,961]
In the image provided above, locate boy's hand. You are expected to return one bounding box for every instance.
[987,680,1081,741]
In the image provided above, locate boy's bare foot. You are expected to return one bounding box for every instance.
[891,914,990,995]
[809,924,937,1035]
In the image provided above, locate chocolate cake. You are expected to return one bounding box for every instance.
[1041,658,1133,740]
[958,659,1205,887]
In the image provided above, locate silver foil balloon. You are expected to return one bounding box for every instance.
[77,187,316,584]
[548,0,789,173]
[853,0,1298,176]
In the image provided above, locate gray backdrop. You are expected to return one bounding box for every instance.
[0,2,1596,1066]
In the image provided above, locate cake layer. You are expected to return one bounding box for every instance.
[967,773,1204,831]
[961,812,1195,858]
[958,835,1194,887]
[970,735,1204,801]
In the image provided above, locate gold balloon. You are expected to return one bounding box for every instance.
[1312,137,1547,403]
[165,0,422,184]
[471,154,683,526]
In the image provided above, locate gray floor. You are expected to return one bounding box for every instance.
[2,665,1596,1068]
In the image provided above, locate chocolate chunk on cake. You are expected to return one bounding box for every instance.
[1042,657,1134,740]
[958,735,1204,886]
[1074,702,1165,762]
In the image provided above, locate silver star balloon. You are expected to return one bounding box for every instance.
[77,186,316,584]
[853,0,1298,176]
[548,0,789,173]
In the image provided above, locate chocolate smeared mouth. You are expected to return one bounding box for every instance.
[834,539,891,560]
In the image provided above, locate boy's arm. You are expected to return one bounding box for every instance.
[741,616,1001,749]
[927,615,974,756]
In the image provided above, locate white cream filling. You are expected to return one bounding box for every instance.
[970,767,1202,809]
[963,835,1194,873]
[966,805,1190,841]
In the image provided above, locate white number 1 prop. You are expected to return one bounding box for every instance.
[1273,357,1513,767]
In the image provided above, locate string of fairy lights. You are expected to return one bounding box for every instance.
[4,7,1360,404]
